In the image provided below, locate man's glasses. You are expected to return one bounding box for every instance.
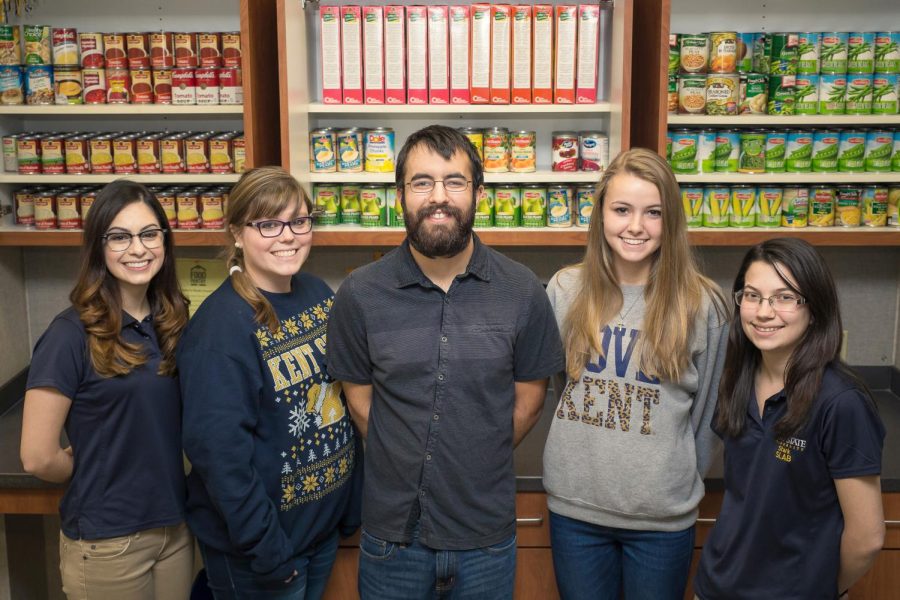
[405,178,472,194]
[246,216,314,238]
[102,228,167,252]
[734,290,807,312]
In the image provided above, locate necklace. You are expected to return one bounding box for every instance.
[614,290,642,332]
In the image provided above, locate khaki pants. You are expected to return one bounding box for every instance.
[59,522,194,600]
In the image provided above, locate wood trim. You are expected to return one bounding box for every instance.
[241,0,280,168]
[277,0,290,171]
[629,0,670,153]
[0,488,63,515]
[618,0,633,150]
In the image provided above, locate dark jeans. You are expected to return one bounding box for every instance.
[198,531,339,600]
[549,511,695,600]
[357,528,517,599]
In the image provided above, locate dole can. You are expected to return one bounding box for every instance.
[364,128,395,173]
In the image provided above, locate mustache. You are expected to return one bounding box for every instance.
[415,202,464,221]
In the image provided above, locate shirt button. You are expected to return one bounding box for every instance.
[437,374,444,381]
[420,490,426,497]
[444,298,450,304]
[441,336,448,343]
[426,454,432,461]
[433,414,439,421]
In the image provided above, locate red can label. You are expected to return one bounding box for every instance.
[79,32,104,68]
[82,68,107,104]
[90,138,114,173]
[152,68,172,104]
[218,67,242,104]
[57,194,81,229]
[113,138,137,173]
[34,194,57,230]
[198,32,222,67]
[176,193,200,229]
[40,138,65,174]
[149,32,174,68]
[126,32,150,69]
[174,32,198,67]
[130,69,152,103]
[16,138,41,174]
[51,28,79,65]
[195,67,219,105]
[106,69,130,103]
[222,32,242,68]
[103,33,127,69]
[65,138,90,173]
[552,134,579,172]
[172,67,196,105]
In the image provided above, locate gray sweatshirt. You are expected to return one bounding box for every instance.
[543,266,728,532]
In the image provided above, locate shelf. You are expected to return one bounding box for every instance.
[668,114,900,127]
[309,171,602,185]
[0,173,241,184]
[0,105,244,116]
[676,173,900,184]
[306,102,615,115]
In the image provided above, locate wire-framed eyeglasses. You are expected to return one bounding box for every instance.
[246,216,314,238]
[405,178,472,194]
[734,290,807,312]
[102,228,167,252]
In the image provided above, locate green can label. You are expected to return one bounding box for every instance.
[820,32,848,73]
[797,32,821,74]
[738,133,766,173]
[893,136,900,172]
[863,186,888,227]
[794,74,819,114]
[875,32,900,73]
[847,32,875,74]
[681,186,704,228]
[865,131,893,172]
[729,187,758,228]
[702,186,730,227]
[756,186,783,227]
[670,131,699,174]
[785,132,813,172]
[668,34,680,76]
[494,186,521,227]
[781,187,809,227]
[846,74,874,114]
[714,131,740,172]
[340,184,361,225]
[872,73,898,114]
[769,33,799,75]
[313,184,341,225]
[809,187,836,227]
[741,73,768,114]
[388,187,403,227]
[698,130,717,173]
[360,185,386,227]
[521,186,547,228]
[765,131,786,172]
[575,187,594,227]
[474,186,494,228]
[818,73,847,114]
[838,130,866,172]
[835,186,862,227]
[812,131,839,172]
[767,75,796,115]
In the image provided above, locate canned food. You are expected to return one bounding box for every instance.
[737,32,755,73]
[25,65,54,105]
[738,131,765,174]
[174,32,199,68]
[764,130,787,172]
[337,128,363,173]
[767,74,796,115]
[551,131,578,172]
[706,73,739,115]
[385,187,400,227]
[65,135,90,173]
[756,186,783,227]
[768,33,799,75]
[708,32,738,74]
[678,74,706,114]
[793,74,819,115]
[835,185,862,227]
[113,135,138,174]
[200,189,225,229]
[714,129,740,173]
[740,73,767,114]
[81,68,106,104]
[2,134,21,171]
[309,128,336,173]
[888,185,900,226]
[102,33,127,69]
[0,25,21,66]
[137,134,161,173]
[494,184,521,227]
[483,127,510,172]
[40,137,65,174]
[509,131,536,173]
[16,136,41,173]
[894,133,900,172]
[847,32,875,74]
[474,186,493,228]
[364,127,395,173]
[198,32,222,67]
[729,185,757,227]
[233,135,246,173]
[0,65,24,105]
[696,129,717,174]
[53,66,82,105]
[681,185,704,227]
[783,185,809,229]
[150,32,174,69]
[51,28,79,65]
[668,34,680,76]
[667,75,678,113]
[838,129,866,172]
[547,185,572,228]
[57,190,81,229]
[185,134,210,173]
[862,185,888,227]
[79,33,104,68]
[679,34,709,74]
[153,68,172,103]
[845,73,873,114]
[785,130,813,172]
[340,184,361,225]
[125,32,150,69]
[218,67,242,104]
[579,132,608,171]
[209,134,234,174]
[752,33,769,74]
[222,32,242,68]
[160,134,185,173]
[702,185,730,227]
[14,188,35,226]
[106,68,130,103]
[176,189,201,229]
[154,188,175,224]
[670,129,699,174]
[89,135,114,173]
[809,185,836,227]
[130,68,153,103]
[797,32,821,74]
[24,25,51,65]
[195,67,219,105]
[820,32,849,74]
[172,67,196,105]
[818,73,847,114]
[574,185,594,227]
[875,32,900,73]
[521,184,547,227]
[811,130,839,172]
[865,130,893,172]
[313,184,341,225]
[360,184,386,227]
[872,73,899,115]
[33,190,57,230]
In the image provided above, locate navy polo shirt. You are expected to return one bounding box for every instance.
[695,367,885,600]
[327,235,564,550]
[27,307,185,540]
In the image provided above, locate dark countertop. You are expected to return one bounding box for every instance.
[2,391,898,494]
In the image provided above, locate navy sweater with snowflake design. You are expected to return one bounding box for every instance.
[179,273,361,583]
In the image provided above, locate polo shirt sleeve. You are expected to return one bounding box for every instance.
[513,278,565,381]
[26,316,86,399]
[326,275,372,384]
[821,387,885,479]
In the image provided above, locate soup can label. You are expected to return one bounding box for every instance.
[113,137,138,173]
[785,130,813,172]
[338,128,366,173]
[153,191,173,225]
[153,68,172,104]
[65,137,90,173]
[809,186,835,227]
[0,65,24,105]
[126,32,150,69]
[340,185,361,225]
[847,32,875,73]
[51,28,79,65]
[575,186,594,227]
[494,185,521,227]
[738,132,766,174]
[195,67,220,105]
[137,137,161,173]
[174,32,199,68]
[79,32,104,68]
[106,68,130,103]
[702,186,730,227]
[360,185,387,227]
[200,192,224,229]
[387,187,402,227]
[670,130,698,174]
[222,32,242,68]
[875,32,900,73]
[474,186,494,228]
[150,32,174,68]
[872,73,898,114]
[15,189,34,226]
[862,185,888,227]
[865,130,893,172]
[820,32,848,73]
[176,192,200,229]
[781,186,809,227]
[793,74,819,114]
[40,138,65,173]
[172,67,196,105]
[24,25,52,65]
[835,185,862,227]
[0,25,22,66]
[313,184,341,225]
[818,73,846,114]
[2,134,18,171]
[54,66,82,104]
[797,32,821,74]
[102,33,127,69]
[714,130,740,172]
[765,130,787,172]
[547,186,572,228]
[679,34,709,74]
[233,135,245,173]
[838,130,866,172]
[82,67,106,103]
[25,64,54,105]
[706,73,739,115]
[130,68,153,103]
[698,129,717,173]
[218,67,242,104]
[16,138,41,174]
[677,74,707,114]
[888,185,899,226]
[681,185,703,227]
[209,137,234,174]
[185,137,210,173]
[57,193,81,229]
[521,185,547,227]
[34,193,57,230]
[757,186,783,227]
[198,32,223,68]
[161,137,185,172]
[729,186,757,227]
[812,130,839,172]
[364,128,395,173]
[845,73,873,114]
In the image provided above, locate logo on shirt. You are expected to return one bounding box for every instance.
[775,436,807,463]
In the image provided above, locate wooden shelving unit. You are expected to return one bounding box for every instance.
[0,105,243,116]
[0,174,241,184]
[308,171,603,185]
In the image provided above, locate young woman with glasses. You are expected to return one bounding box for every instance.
[694,238,885,600]
[21,180,193,599]
[543,148,728,599]
[178,166,361,600]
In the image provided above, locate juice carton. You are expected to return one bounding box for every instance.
[554,5,577,104]
[363,6,384,104]
[340,6,362,104]
[576,4,600,103]
[428,6,449,104]
[449,5,470,104]
[532,5,554,103]
[384,6,406,104]
[490,4,512,103]
[470,3,491,103]
[407,6,428,104]
[511,5,532,103]
[320,6,342,104]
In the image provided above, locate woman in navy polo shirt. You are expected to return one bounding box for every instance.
[695,238,885,600]
[20,180,193,599]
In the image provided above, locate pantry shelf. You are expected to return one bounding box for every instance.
[676,173,900,184]
[0,105,244,116]
[0,174,241,184]
[308,171,603,185]
[305,102,616,115]
[668,115,900,127]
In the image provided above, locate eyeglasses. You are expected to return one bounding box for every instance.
[102,228,167,252]
[405,178,472,194]
[246,216,314,238]
[734,290,807,312]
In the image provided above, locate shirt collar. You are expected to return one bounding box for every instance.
[394,233,491,288]
[121,310,153,330]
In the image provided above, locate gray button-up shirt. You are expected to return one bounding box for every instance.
[327,236,563,550]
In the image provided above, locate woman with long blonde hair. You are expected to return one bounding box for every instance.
[543,148,728,599]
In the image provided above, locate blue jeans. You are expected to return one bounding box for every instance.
[198,531,339,600]
[549,511,695,600]
[357,528,517,599]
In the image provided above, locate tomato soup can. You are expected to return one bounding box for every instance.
[130,68,153,103]
[702,185,730,227]
[33,190,57,230]
[797,32,821,74]
[781,185,809,227]
[0,25,22,66]
[494,184,522,227]
[714,129,740,172]
[820,32,849,74]
[847,32,875,74]
[103,33,127,68]
[862,185,888,227]
[222,32,242,68]
[337,128,363,173]
[25,64,54,105]
[834,185,862,227]
[364,127,396,173]
[149,32,174,69]
[340,184,361,225]
[670,129,699,174]
[865,129,893,172]
[174,32,199,67]
[81,67,106,104]
[811,129,839,172]
[153,68,172,104]
[56,190,81,229]
[551,131,578,172]
[838,129,866,172]
[483,127,510,173]
[172,67,196,105]
[681,185,704,227]
[310,128,336,173]
[875,32,900,73]
[14,188,35,226]
[198,32,222,67]
[785,130,813,172]
[360,184,387,227]
[313,184,341,225]
[764,130,787,172]
[218,67,242,104]
[65,135,91,173]
[195,67,219,105]
[125,32,150,69]
[106,68,130,103]
[23,25,51,65]
[51,28,79,66]
[0,65,24,105]
[79,32,104,68]
[521,184,547,227]
[756,186,783,227]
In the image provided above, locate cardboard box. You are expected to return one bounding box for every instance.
[532,4,553,103]
[384,6,406,104]
[490,4,511,104]
[449,5,470,104]
[363,6,384,104]
[428,6,449,104]
[340,6,363,104]
[554,5,577,104]
[406,6,428,104]
[576,4,600,103]
[469,3,491,103]
[511,5,532,104]
[320,6,342,104]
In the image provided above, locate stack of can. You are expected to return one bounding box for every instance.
[0,24,243,106]
[309,127,395,174]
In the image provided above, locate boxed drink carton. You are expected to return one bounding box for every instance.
[320,6,342,104]
[384,6,406,104]
[554,5,577,104]
[363,6,384,104]
[532,4,553,103]
[449,5,470,104]
[428,6,449,104]
[511,5,532,104]
[470,3,491,103]
[576,4,600,103]
[490,4,511,103]
[340,6,363,104]
[407,6,428,104]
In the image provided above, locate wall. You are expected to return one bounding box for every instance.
[0,249,28,384]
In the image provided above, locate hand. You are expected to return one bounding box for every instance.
[284,570,298,584]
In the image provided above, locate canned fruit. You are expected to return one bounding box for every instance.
[509,131,536,173]
[551,132,578,172]
[521,186,547,227]
[337,129,363,173]
[314,184,341,225]
[310,129,336,173]
[483,128,510,172]
[708,32,737,74]
[340,185,361,225]
[360,185,386,227]
[494,185,521,227]
[474,186,494,228]
[579,132,608,172]
[547,186,572,228]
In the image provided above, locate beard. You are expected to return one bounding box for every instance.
[403,197,475,259]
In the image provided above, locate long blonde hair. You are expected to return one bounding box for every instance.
[225,166,312,333]
[562,148,724,381]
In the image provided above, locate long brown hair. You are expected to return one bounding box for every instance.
[562,147,725,381]
[225,166,312,333]
[70,180,188,377]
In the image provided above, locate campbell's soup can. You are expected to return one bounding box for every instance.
[152,68,172,104]
[54,66,82,104]
[33,190,57,230]
[90,135,115,173]
[113,135,138,174]
[200,190,225,229]
[222,32,242,68]
[106,68,130,103]
[102,33,127,68]
[79,33,104,68]
[149,32,174,68]
[161,134,186,173]
[0,25,22,66]
[137,134,162,173]
[198,32,222,67]
[65,135,90,173]
[174,32,199,67]
[16,136,41,174]
[552,131,579,172]
[195,67,219,105]
[40,137,65,174]
[23,25,52,65]
[579,132,609,171]
[130,68,153,103]
[172,67,196,105]
[218,67,242,104]
[51,28,79,65]
[233,134,246,173]
[0,65,24,105]
[14,188,35,226]
[81,67,106,103]
[56,190,81,229]
[176,189,201,229]
[185,134,210,173]
[209,134,234,173]
[126,32,150,69]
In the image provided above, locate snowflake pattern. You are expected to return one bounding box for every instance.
[301,313,314,329]
[313,306,327,321]
[255,329,271,347]
[283,318,300,336]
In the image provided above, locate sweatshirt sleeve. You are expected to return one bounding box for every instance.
[179,342,296,583]
[690,297,729,478]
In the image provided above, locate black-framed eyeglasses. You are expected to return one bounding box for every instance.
[734,290,807,312]
[246,216,314,237]
[102,228,167,252]
[405,178,472,194]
